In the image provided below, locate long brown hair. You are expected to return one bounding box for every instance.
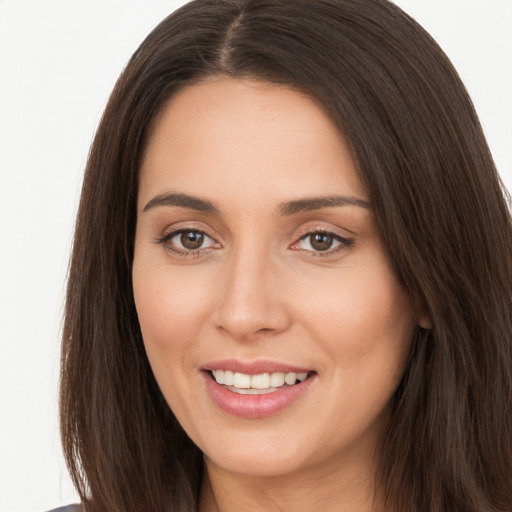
[60,1,512,510]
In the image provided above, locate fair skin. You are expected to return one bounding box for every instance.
[133,78,425,511]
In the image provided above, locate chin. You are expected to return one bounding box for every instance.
[198,428,325,478]
[206,450,308,478]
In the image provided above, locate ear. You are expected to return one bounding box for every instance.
[411,295,433,330]
[417,311,433,330]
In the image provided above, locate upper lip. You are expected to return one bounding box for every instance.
[202,359,314,375]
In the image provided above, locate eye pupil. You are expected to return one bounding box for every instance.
[180,231,204,250]
[310,233,333,251]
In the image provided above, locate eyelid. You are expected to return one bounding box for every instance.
[293,222,354,242]
[153,221,354,258]
[289,224,354,256]
[155,220,222,243]
[161,229,215,246]
[154,224,222,257]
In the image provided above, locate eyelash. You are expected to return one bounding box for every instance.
[155,228,354,258]
[155,229,218,258]
[291,230,354,256]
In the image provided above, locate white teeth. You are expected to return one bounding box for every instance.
[284,372,297,385]
[211,370,310,390]
[230,387,279,395]
[224,370,234,386]
[213,370,224,384]
[297,372,308,382]
[233,372,251,389]
[270,372,285,387]
[251,373,270,389]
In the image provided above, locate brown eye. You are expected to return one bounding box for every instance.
[159,229,219,255]
[292,230,352,255]
[309,233,334,251]
[180,231,204,250]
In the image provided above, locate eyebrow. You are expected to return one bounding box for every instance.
[143,192,371,215]
[143,192,220,214]
[277,195,371,215]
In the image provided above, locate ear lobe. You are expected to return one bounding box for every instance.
[404,289,433,330]
[412,297,433,330]
[417,311,433,330]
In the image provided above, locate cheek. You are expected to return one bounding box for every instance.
[131,255,219,413]
[297,257,415,373]
[133,260,211,350]
[293,263,415,445]
[132,257,213,419]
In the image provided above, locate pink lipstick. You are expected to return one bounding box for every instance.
[201,359,316,419]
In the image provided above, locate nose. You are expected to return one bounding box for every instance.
[215,245,291,341]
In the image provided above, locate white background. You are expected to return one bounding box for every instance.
[0,1,510,511]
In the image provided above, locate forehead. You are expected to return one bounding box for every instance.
[138,78,367,209]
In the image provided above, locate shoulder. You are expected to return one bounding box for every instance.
[45,506,82,512]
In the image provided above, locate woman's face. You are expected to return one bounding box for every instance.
[133,78,417,478]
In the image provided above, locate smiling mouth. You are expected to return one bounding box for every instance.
[208,370,314,395]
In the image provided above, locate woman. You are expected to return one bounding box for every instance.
[59,0,512,511]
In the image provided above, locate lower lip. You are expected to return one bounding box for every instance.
[201,371,316,419]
